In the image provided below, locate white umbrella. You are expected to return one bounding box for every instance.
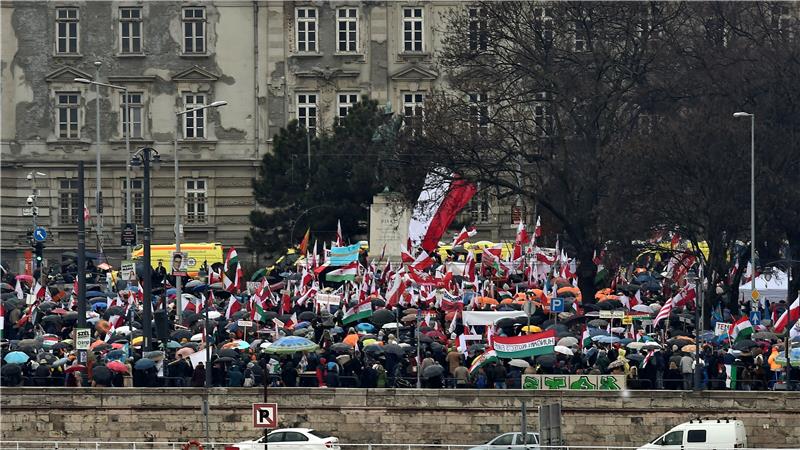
[191,333,204,342]
[632,304,652,313]
[509,359,530,368]
[642,342,662,350]
[382,323,400,329]
[611,327,626,334]
[207,311,221,320]
[113,326,132,336]
[627,341,646,351]
[557,337,578,347]
[554,345,574,356]
[649,303,662,313]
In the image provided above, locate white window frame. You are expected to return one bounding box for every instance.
[56,92,81,139]
[337,7,359,53]
[337,92,360,118]
[295,7,318,53]
[185,178,208,224]
[534,92,554,138]
[573,21,590,52]
[119,7,143,54]
[59,179,80,225]
[55,7,80,55]
[183,93,206,139]
[469,93,489,134]
[122,178,144,225]
[297,93,318,134]
[182,7,206,54]
[468,7,487,52]
[121,92,144,139]
[402,91,425,130]
[402,7,424,53]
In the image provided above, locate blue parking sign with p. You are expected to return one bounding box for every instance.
[551,297,565,313]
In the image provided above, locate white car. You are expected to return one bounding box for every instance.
[638,419,747,450]
[234,428,340,450]
[468,432,540,450]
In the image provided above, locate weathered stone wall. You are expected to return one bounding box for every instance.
[1,388,798,447]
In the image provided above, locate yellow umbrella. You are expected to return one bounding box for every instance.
[131,336,143,346]
[522,325,542,333]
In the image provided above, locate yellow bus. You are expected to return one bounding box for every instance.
[132,242,224,275]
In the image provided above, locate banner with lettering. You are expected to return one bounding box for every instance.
[492,329,555,358]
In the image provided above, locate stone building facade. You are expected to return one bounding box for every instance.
[0,0,518,271]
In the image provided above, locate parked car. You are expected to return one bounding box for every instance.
[234,428,340,450]
[468,432,540,450]
[638,419,747,450]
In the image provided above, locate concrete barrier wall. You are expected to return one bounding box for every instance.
[2,388,799,447]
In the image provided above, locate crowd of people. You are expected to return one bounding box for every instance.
[1,243,798,391]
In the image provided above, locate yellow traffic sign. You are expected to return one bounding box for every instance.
[751,290,760,300]
[622,316,633,325]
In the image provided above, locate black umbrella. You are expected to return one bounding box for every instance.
[1,363,22,376]
[299,311,316,321]
[103,306,127,319]
[733,339,758,351]
[496,318,516,328]
[62,312,79,322]
[182,313,202,325]
[217,348,239,359]
[363,344,385,356]
[41,315,63,324]
[370,309,395,326]
[535,354,556,367]
[418,335,434,344]
[371,298,386,308]
[383,343,405,356]
[215,356,235,364]
[171,329,193,341]
[259,310,278,322]
[52,342,71,350]
[422,364,445,378]
[92,365,112,384]
[330,343,352,354]
[181,342,200,350]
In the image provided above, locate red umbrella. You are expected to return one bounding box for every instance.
[106,361,128,373]
[64,364,86,374]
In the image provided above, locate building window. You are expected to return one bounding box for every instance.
[183,93,206,139]
[182,7,206,54]
[470,184,490,223]
[337,8,358,52]
[122,179,144,225]
[337,93,359,118]
[468,7,487,52]
[59,179,80,225]
[121,92,143,139]
[402,92,424,131]
[56,92,80,139]
[533,6,554,44]
[296,7,318,53]
[469,93,489,134]
[573,21,591,51]
[402,7,424,52]
[534,92,554,137]
[297,93,318,134]
[119,7,142,54]
[55,7,79,54]
[185,179,207,224]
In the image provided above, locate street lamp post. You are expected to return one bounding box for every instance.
[92,62,104,254]
[132,147,160,351]
[733,112,756,306]
[75,76,132,259]
[174,101,227,321]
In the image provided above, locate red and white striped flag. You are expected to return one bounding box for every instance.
[774,296,799,333]
[653,297,674,328]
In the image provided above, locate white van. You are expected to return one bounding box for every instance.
[638,419,747,450]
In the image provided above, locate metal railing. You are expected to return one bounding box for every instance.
[0,442,792,450]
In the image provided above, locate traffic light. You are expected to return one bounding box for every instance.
[34,242,44,264]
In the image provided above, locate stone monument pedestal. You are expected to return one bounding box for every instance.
[369,190,410,262]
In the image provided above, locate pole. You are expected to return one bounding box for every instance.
[94,62,103,255]
[263,357,269,450]
[124,87,132,259]
[204,297,211,444]
[520,400,527,445]
[174,135,182,322]
[416,311,422,388]
[30,174,38,271]
[694,286,701,391]
[750,114,756,309]
[142,149,153,352]
[306,128,311,188]
[77,161,87,364]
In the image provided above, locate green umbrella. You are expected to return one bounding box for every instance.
[263,336,318,354]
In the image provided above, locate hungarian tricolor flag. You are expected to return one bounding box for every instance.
[580,326,591,349]
[251,298,269,323]
[326,261,358,282]
[342,300,373,325]
[469,347,498,375]
[225,298,242,319]
[729,316,754,342]
[492,329,556,358]
[224,247,238,272]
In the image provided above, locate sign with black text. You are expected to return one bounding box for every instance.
[252,403,278,428]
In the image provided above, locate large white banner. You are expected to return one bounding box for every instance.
[462,310,527,326]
